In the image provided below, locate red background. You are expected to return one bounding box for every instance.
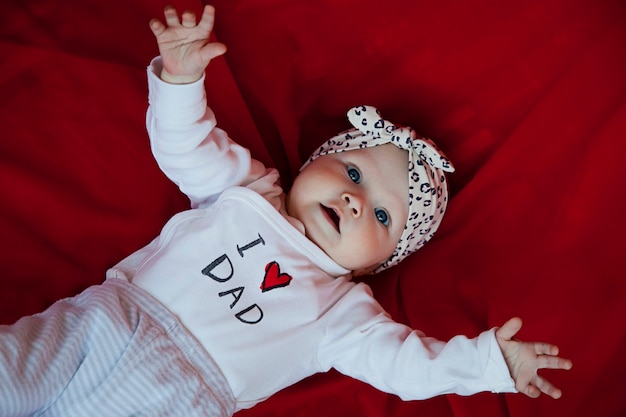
[2,0,625,416]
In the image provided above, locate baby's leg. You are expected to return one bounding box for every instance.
[0,279,234,417]
[0,285,104,415]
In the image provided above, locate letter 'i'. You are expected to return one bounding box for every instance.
[237,233,265,257]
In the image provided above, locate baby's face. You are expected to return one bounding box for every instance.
[286,143,409,274]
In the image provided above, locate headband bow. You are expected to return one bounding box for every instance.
[347,105,454,172]
[303,105,455,272]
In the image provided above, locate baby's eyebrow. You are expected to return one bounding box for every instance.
[344,158,359,168]
[344,159,363,175]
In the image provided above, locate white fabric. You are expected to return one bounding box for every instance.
[108,57,515,411]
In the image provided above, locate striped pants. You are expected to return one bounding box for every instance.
[0,278,235,417]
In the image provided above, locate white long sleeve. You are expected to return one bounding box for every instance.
[318,285,516,399]
[146,57,279,209]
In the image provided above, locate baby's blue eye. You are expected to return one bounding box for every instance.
[375,208,389,226]
[347,166,361,184]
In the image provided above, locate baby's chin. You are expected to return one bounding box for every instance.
[328,252,384,276]
[351,265,380,277]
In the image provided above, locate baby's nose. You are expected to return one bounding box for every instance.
[342,192,364,218]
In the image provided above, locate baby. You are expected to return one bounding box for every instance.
[0,5,571,417]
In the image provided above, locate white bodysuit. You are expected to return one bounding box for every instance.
[107,57,516,411]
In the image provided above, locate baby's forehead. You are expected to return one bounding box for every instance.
[329,143,409,172]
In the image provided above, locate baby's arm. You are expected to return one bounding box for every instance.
[145,5,274,208]
[320,285,518,400]
[321,285,573,400]
[495,317,573,399]
[149,5,226,84]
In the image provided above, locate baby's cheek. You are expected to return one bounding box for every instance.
[357,232,392,267]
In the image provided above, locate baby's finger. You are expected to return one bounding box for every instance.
[533,342,559,356]
[199,42,227,63]
[538,355,573,371]
[149,18,166,36]
[163,6,181,27]
[197,4,217,33]
[521,384,541,398]
[181,10,197,28]
[533,374,563,399]
[496,317,523,341]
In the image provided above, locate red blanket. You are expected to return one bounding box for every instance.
[2,0,625,416]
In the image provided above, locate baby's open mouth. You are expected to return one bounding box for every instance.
[321,204,340,232]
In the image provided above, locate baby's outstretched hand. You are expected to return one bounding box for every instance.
[149,4,226,84]
[495,317,573,399]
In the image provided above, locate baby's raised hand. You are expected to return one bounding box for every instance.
[149,4,227,84]
[495,317,573,399]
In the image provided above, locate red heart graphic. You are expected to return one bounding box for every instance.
[261,261,292,292]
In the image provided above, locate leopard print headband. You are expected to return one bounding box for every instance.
[303,105,455,272]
